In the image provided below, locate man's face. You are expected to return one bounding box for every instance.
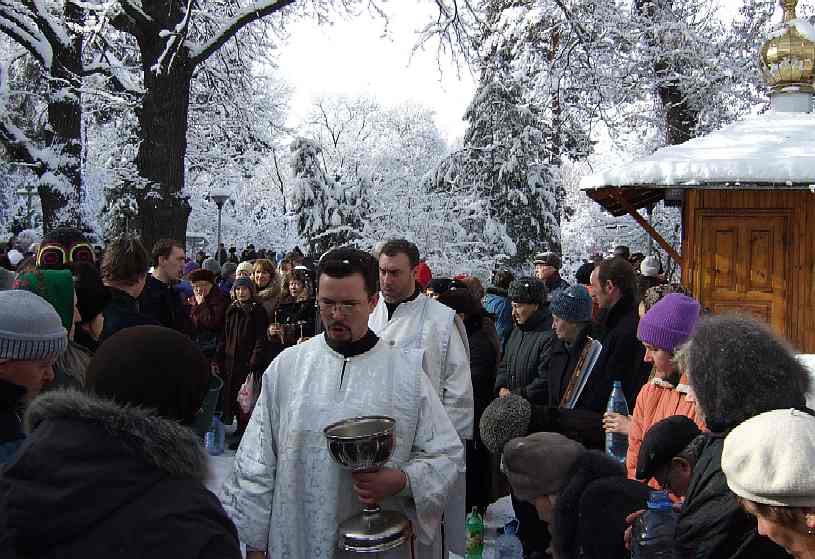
[379,253,416,304]
[535,264,557,282]
[318,273,377,343]
[552,314,579,342]
[653,458,693,499]
[0,358,56,400]
[511,301,539,325]
[160,246,186,280]
[590,268,614,309]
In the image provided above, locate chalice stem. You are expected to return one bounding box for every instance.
[363,503,381,516]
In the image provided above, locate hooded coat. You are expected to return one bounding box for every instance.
[494,307,554,404]
[0,390,241,559]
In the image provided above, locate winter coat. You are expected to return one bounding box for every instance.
[100,287,159,342]
[188,288,229,358]
[255,284,282,322]
[276,299,319,347]
[0,379,25,465]
[591,293,648,407]
[217,301,270,423]
[529,327,608,450]
[494,307,555,404]
[51,341,92,390]
[484,288,513,352]
[139,274,188,332]
[0,390,241,559]
[674,432,791,559]
[550,450,650,559]
[625,374,705,482]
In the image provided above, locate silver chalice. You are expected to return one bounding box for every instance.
[324,416,414,555]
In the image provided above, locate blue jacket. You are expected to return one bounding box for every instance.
[484,289,513,351]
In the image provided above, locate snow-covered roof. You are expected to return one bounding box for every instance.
[581,111,815,190]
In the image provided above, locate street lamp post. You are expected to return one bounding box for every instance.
[207,190,230,260]
[15,184,37,228]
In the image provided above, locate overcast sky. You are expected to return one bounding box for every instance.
[276,4,476,144]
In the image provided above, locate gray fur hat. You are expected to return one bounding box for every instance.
[479,393,532,454]
[0,290,67,361]
[508,277,547,305]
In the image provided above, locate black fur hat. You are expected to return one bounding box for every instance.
[508,277,547,305]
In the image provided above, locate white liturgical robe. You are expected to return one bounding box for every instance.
[222,334,464,559]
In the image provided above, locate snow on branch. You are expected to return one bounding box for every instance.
[0,60,42,170]
[28,0,71,49]
[0,2,53,67]
[188,0,297,65]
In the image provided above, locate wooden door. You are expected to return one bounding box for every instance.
[696,213,788,336]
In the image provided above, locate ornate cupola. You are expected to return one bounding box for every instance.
[759,0,815,112]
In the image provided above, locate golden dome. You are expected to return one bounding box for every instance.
[760,0,815,93]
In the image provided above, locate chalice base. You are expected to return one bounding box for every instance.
[338,509,412,554]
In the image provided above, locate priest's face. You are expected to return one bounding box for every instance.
[318,272,378,343]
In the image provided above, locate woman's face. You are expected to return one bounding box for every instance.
[253,268,271,289]
[235,286,252,302]
[289,279,305,297]
[742,501,812,558]
[643,343,676,378]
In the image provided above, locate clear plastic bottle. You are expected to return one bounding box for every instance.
[605,380,629,462]
[205,414,225,456]
[632,490,678,559]
[496,520,523,559]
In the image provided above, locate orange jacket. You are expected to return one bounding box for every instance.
[626,373,705,485]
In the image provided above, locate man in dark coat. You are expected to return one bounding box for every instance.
[674,315,810,559]
[533,252,569,301]
[494,277,554,404]
[100,237,159,341]
[589,257,648,407]
[140,239,188,332]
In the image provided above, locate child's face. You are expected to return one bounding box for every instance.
[235,286,251,302]
[0,358,56,400]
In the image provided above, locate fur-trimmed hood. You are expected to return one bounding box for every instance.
[24,389,208,481]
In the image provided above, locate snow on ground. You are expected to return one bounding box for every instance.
[581,111,815,189]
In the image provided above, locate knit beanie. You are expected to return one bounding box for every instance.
[0,290,67,361]
[723,409,815,507]
[637,293,700,352]
[232,276,255,299]
[202,257,221,275]
[86,325,210,426]
[550,285,593,323]
[74,263,111,324]
[508,277,547,305]
[640,256,660,278]
[503,432,586,501]
[14,270,75,331]
[479,393,532,454]
[236,261,254,276]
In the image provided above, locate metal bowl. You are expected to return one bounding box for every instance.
[324,416,396,472]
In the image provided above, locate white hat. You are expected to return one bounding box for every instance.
[640,256,660,278]
[722,408,815,507]
[7,249,24,267]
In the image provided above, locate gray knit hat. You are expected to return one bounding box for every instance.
[550,284,593,322]
[0,290,68,361]
[508,277,547,305]
[202,257,221,275]
[479,393,532,454]
[503,432,586,501]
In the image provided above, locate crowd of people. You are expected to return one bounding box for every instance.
[1,228,814,559]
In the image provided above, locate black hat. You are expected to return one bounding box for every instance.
[575,262,595,286]
[636,415,702,480]
[74,263,111,324]
[426,278,467,295]
[508,277,547,305]
[533,252,561,269]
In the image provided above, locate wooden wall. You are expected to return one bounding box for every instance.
[681,189,815,353]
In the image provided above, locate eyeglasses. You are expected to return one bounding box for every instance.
[317,299,362,315]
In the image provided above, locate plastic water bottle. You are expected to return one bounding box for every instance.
[605,380,629,462]
[632,490,679,558]
[466,507,485,558]
[496,519,523,559]
[205,414,225,456]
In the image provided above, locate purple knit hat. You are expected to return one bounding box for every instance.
[637,293,700,352]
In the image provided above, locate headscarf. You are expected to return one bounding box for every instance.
[15,269,75,331]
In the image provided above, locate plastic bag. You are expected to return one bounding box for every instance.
[237,372,255,414]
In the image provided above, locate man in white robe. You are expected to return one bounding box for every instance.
[222,248,463,559]
[368,240,474,555]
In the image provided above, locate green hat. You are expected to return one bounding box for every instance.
[15,270,75,331]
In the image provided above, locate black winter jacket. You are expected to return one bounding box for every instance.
[100,287,159,342]
[591,293,648,407]
[0,390,241,559]
[139,274,188,332]
[674,432,790,559]
[494,308,554,404]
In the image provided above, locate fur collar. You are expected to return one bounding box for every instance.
[24,389,208,481]
[551,451,626,559]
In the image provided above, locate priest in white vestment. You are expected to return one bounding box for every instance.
[368,240,474,555]
[222,248,463,559]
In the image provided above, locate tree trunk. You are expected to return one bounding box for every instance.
[132,39,194,252]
